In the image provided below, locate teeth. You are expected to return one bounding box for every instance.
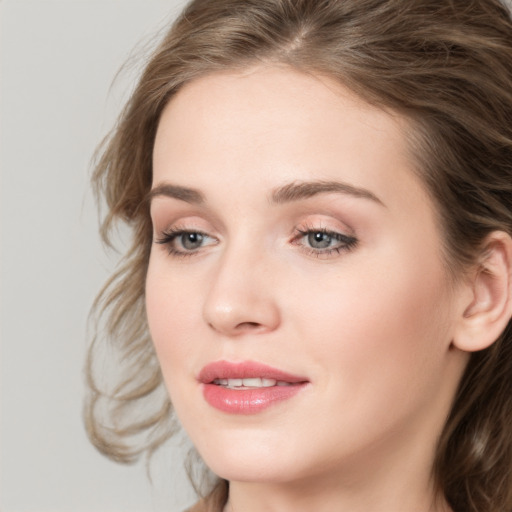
[242,378,263,387]
[213,377,287,388]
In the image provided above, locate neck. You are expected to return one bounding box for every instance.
[224,470,451,512]
[222,421,452,512]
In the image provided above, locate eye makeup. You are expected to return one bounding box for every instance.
[155,226,218,258]
[291,226,358,258]
[154,221,358,260]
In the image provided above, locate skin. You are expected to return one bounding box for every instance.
[146,67,471,512]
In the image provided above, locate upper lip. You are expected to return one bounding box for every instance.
[198,360,308,384]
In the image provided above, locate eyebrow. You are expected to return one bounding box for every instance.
[270,180,385,207]
[147,183,205,204]
[148,179,384,207]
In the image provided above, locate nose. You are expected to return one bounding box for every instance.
[202,244,281,337]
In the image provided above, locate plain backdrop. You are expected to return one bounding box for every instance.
[1,1,196,511]
[4,1,512,512]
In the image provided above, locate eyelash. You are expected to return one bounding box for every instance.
[155,226,358,259]
[291,226,358,258]
[155,227,216,258]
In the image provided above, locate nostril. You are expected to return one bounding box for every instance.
[207,321,261,332]
[237,321,262,330]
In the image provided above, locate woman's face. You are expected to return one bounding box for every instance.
[147,67,468,485]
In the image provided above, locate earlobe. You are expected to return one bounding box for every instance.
[453,231,512,352]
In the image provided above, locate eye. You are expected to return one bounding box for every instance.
[307,231,337,249]
[178,232,206,250]
[293,227,358,257]
[155,228,217,257]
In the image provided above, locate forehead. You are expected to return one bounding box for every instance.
[152,66,427,215]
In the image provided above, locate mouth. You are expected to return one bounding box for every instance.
[199,360,307,383]
[199,361,309,414]
[212,378,294,389]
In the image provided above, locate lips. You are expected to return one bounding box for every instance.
[199,361,309,414]
[199,360,307,384]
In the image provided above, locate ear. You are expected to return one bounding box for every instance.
[453,231,512,352]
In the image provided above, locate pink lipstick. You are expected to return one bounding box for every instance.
[199,361,308,414]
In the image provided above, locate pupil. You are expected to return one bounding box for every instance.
[308,232,331,249]
[182,233,203,250]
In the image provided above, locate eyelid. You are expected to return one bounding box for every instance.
[154,220,219,258]
[152,216,358,260]
[155,227,214,245]
[292,217,355,239]
[150,203,224,237]
[290,222,358,258]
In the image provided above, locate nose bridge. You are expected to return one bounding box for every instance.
[202,235,280,336]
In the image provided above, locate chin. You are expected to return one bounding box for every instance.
[206,456,298,484]
[193,428,309,484]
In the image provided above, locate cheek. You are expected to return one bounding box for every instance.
[288,249,454,394]
[145,257,200,380]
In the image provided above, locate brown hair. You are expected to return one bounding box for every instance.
[86,1,512,510]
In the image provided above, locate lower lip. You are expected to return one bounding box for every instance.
[202,383,307,414]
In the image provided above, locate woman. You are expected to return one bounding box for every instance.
[86,1,512,511]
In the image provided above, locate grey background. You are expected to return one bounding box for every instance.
[1,1,195,511]
[3,1,512,511]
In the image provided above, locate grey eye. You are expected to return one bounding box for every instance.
[180,232,205,250]
[307,232,333,249]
